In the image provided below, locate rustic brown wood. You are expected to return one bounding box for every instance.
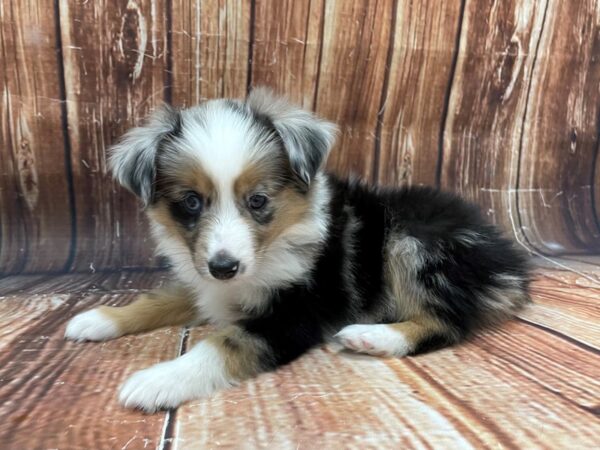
[440,0,548,242]
[595,149,600,234]
[170,300,599,449]
[0,0,73,274]
[376,1,463,187]
[314,0,396,179]
[525,272,600,349]
[170,0,251,106]
[249,0,324,108]
[0,269,169,297]
[0,288,182,449]
[534,255,600,280]
[4,0,600,274]
[392,321,600,449]
[518,0,600,254]
[1,260,599,448]
[58,0,168,271]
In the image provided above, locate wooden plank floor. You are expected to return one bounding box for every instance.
[0,260,599,449]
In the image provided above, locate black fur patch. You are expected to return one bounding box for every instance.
[239,174,530,368]
[145,108,182,204]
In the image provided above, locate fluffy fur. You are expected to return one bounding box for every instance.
[65,88,531,412]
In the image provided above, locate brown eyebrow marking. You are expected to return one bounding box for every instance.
[257,186,311,248]
[234,162,268,199]
[234,152,290,199]
[157,153,216,200]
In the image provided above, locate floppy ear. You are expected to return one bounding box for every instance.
[246,87,337,190]
[108,105,181,205]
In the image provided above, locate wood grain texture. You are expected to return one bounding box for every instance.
[172,315,599,449]
[1,262,599,449]
[249,0,324,108]
[0,269,169,297]
[3,0,600,271]
[518,0,600,254]
[58,0,168,271]
[170,0,251,105]
[314,0,396,179]
[0,0,73,274]
[376,1,463,187]
[595,147,600,235]
[0,289,182,450]
[392,321,599,449]
[520,270,600,348]
[440,0,548,240]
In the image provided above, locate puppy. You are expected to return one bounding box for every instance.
[65,88,531,412]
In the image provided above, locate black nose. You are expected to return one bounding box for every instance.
[208,254,240,280]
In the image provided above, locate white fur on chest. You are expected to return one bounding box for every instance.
[188,233,324,324]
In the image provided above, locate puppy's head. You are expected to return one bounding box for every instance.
[109,88,336,284]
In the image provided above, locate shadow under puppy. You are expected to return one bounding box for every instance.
[65,88,531,412]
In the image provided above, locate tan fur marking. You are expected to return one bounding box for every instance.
[147,199,205,252]
[159,156,216,200]
[206,326,268,380]
[233,153,290,198]
[234,159,312,249]
[148,201,180,230]
[99,285,198,335]
[387,314,453,351]
[259,187,311,247]
[233,162,268,198]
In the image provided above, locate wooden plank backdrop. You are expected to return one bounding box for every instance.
[0,0,74,274]
[2,0,600,275]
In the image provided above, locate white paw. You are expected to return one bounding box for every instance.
[119,361,192,412]
[119,342,234,412]
[335,324,411,357]
[64,309,120,342]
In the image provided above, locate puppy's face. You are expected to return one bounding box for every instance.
[150,107,311,282]
[109,89,336,284]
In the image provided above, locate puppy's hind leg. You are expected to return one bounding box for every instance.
[335,316,456,357]
[65,285,200,342]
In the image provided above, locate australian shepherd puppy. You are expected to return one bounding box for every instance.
[65,88,531,412]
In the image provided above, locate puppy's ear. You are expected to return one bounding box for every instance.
[108,105,180,205]
[246,87,337,190]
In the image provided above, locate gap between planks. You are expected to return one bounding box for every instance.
[158,326,191,450]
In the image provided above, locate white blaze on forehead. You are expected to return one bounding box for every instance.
[178,101,268,268]
[178,100,270,189]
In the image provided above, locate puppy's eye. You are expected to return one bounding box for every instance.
[248,194,268,210]
[181,192,203,216]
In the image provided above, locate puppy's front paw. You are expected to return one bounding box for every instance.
[335,324,411,357]
[119,342,234,412]
[65,309,120,342]
[119,362,190,412]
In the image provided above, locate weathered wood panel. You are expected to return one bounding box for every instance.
[521,268,600,349]
[3,0,600,275]
[0,282,182,449]
[0,269,168,297]
[314,0,396,179]
[58,0,168,271]
[393,321,600,448]
[0,0,73,273]
[1,261,599,448]
[595,152,600,235]
[249,0,324,108]
[171,316,599,448]
[440,0,548,242]
[518,0,600,254]
[170,0,250,105]
[376,1,463,187]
